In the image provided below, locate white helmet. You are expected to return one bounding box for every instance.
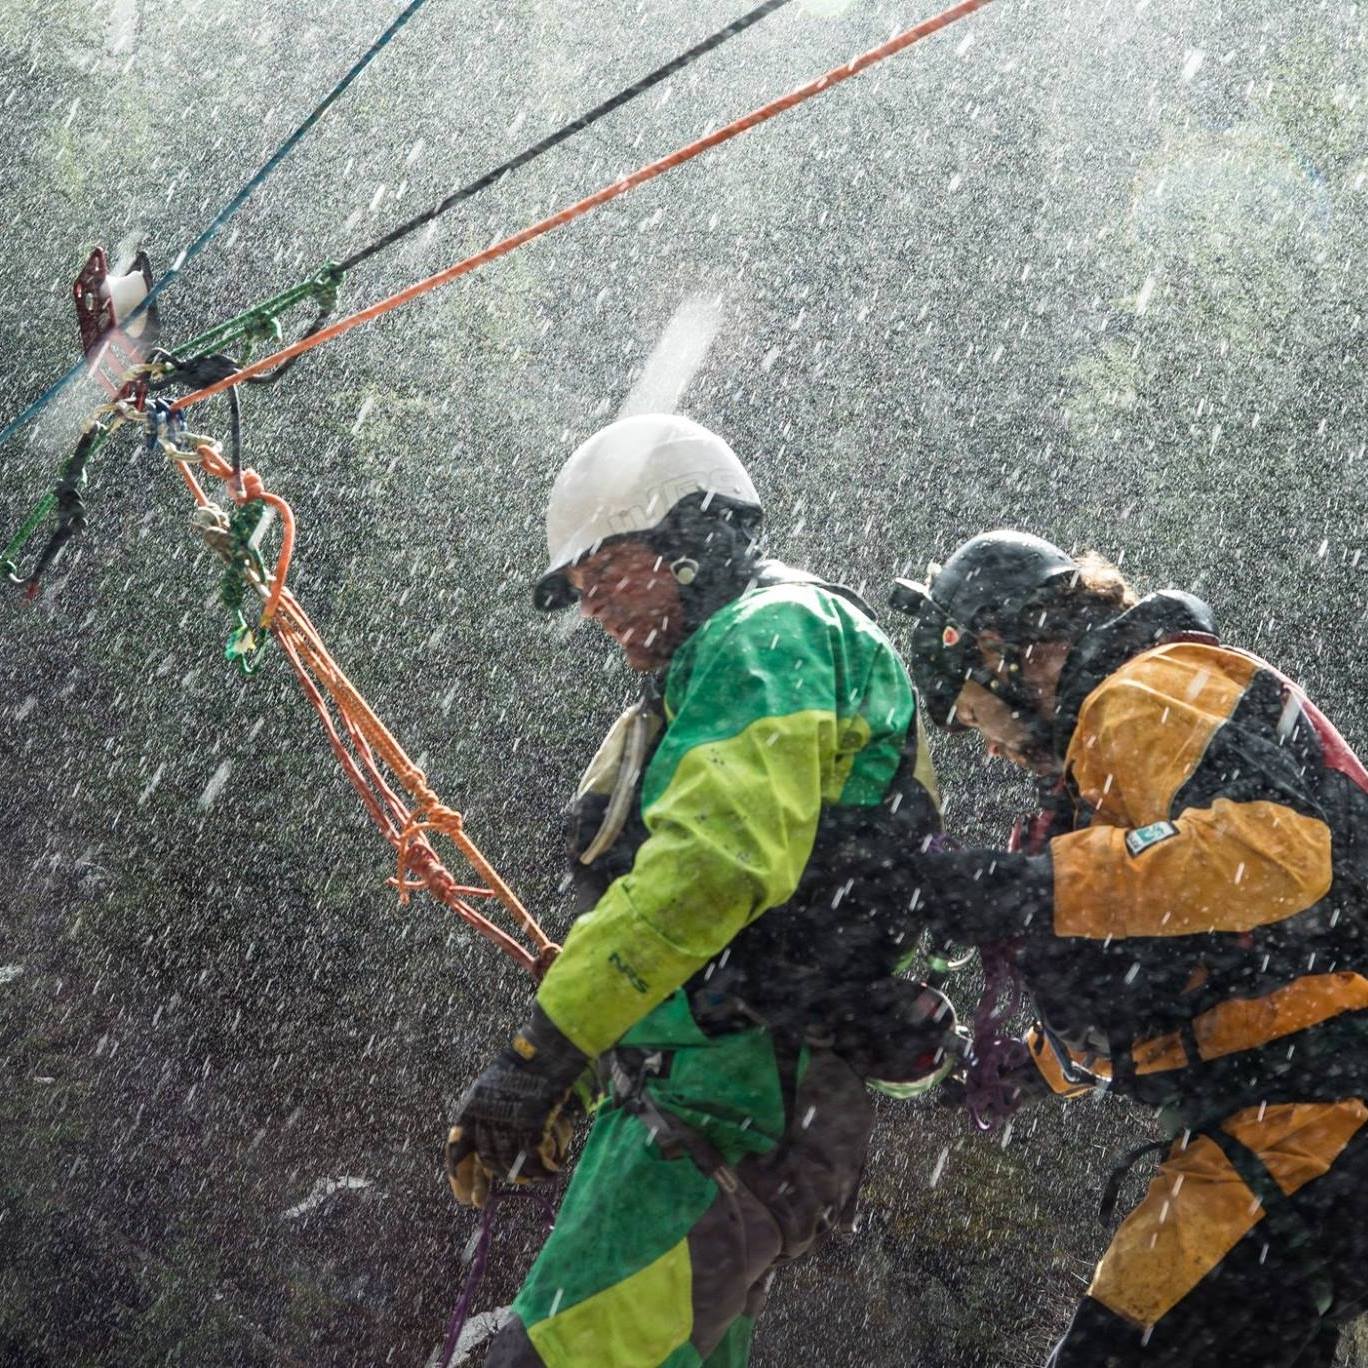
[534,413,762,610]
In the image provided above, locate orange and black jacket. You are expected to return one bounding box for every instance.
[919,592,1368,1124]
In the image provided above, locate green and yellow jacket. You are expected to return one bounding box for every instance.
[537,567,939,1060]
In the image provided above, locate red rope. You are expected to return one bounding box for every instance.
[177,441,555,978]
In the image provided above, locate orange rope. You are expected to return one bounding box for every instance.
[178,442,557,979]
[170,0,995,416]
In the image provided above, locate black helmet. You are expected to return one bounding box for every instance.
[889,531,1078,727]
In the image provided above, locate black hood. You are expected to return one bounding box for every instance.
[651,559,876,683]
[752,559,877,620]
[1053,591,1218,757]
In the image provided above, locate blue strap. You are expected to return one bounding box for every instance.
[0,0,433,455]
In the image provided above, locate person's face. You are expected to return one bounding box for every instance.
[567,540,686,672]
[950,634,1069,776]
[951,679,1055,774]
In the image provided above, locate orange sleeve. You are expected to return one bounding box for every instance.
[1051,646,1332,939]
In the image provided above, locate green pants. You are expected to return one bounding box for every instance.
[487,992,873,1367]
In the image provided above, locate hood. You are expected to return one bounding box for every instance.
[1053,590,1218,757]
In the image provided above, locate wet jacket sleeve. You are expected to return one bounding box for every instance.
[1048,645,1332,939]
[536,589,917,1058]
[915,644,1332,947]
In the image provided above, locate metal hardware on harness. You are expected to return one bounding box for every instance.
[604,1048,741,1194]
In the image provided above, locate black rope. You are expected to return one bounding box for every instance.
[242,309,333,387]
[21,427,103,591]
[338,0,795,273]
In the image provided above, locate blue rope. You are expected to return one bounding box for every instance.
[0,0,433,455]
[0,361,88,454]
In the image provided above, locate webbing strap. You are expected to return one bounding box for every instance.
[1202,1126,1334,1316]
[1098,1138,1168,1228]
[620,1075,740,1194]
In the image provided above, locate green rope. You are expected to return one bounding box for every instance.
[220,500,272,675]
[2,425,114,586]
[1,492,56,583]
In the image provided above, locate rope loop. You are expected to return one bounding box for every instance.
[395,803,465,904]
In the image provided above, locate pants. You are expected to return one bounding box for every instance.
[1049,1099,1368,1367]
[487,991,873,1367]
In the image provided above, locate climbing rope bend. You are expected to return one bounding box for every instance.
[160,420,557,978]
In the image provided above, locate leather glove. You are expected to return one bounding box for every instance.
[445,1005,588,1208]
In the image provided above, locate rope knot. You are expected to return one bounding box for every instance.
[423,802,464,832]
[233,467,266,503]
[394,804,465,905]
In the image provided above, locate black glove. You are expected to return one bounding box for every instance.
[826,978,965,1095]
[908,847,1054,944]
[445,1005,588,1208]
[933,1041,1052,1113]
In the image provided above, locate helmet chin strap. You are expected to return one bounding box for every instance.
[969,645,1056,754]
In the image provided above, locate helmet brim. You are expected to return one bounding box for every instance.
[533,567,576,612]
